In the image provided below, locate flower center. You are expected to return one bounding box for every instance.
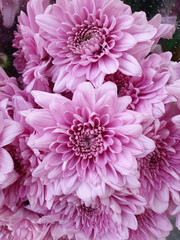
[5,144,28,176]
[0,226,12,239]
[138,146,166,179]
[67,22,105,56]
[136,214,146,227]
[79,204,97,217]
[59,236,69,240]
[68,120,104,160]
[74,27,95,45]
[104,70,131,96]
[104,70,141,110]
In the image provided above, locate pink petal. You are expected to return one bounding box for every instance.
[118,53,142,76]
[0,148,13,173]
[99,55,119,74]
[115,32,137,51]
[0,120,23,147]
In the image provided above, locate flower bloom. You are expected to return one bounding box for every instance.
[137,117,180,214]
[25,82,154,198]
[168,79,180,109]
[2,93,54,214]
[39,191,145,240]
[0,67,21,112]
[0,206,50,240]
[104,52,176,118]
[0,99,23,191]
[13,0,52,93]
[167,79,180,128]
[35,0,161,92]
[129,208,172,240]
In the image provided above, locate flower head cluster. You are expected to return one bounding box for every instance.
[0,0,180,239]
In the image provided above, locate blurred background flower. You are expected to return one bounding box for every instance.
[123,0,180,62]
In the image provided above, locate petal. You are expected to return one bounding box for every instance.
[25,109,56,133]
[99,55,119,74]
[0,120,23,147]
[115,32,137,51]
[118,53,142,76]
[31,90,66,108]
[0,148,13,173]
[36,14,60,36]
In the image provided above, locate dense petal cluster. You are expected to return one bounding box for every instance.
[0,99,23,192]
[25,82,154,197]
[13,0,52,92]
[138,118,180,213]
[129,208,172,240]
[104,52,178,117]
[25,0,174,92]
[38,191,145,240]
[0,0,180,239]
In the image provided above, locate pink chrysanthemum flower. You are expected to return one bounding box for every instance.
[2,94,55,213]
[13,0,52,92]
[0,99,23,191]
[35,0,162,92]
[0,206,50,240]
[168,79,180,109]
[42,222,87,240]
[126,13,175,60]
[167,79,180,128]
[25,82,154,197]
[129,208,172,240]
[39,191,145,240]
[105,52,176,118]
[167,79,180,129]
[137,116,180,214]
[0,67,21,113]
[147,13,175,45]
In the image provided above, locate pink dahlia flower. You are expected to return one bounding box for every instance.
[39,191,145,240]
[105,52,175,118]
[129,208,172,240]
[25,82,155,197]
[13,0,52,93]
[35,0,160,92]
[137,117,180,214]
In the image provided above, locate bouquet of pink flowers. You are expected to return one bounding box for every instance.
[0,0,180,239]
